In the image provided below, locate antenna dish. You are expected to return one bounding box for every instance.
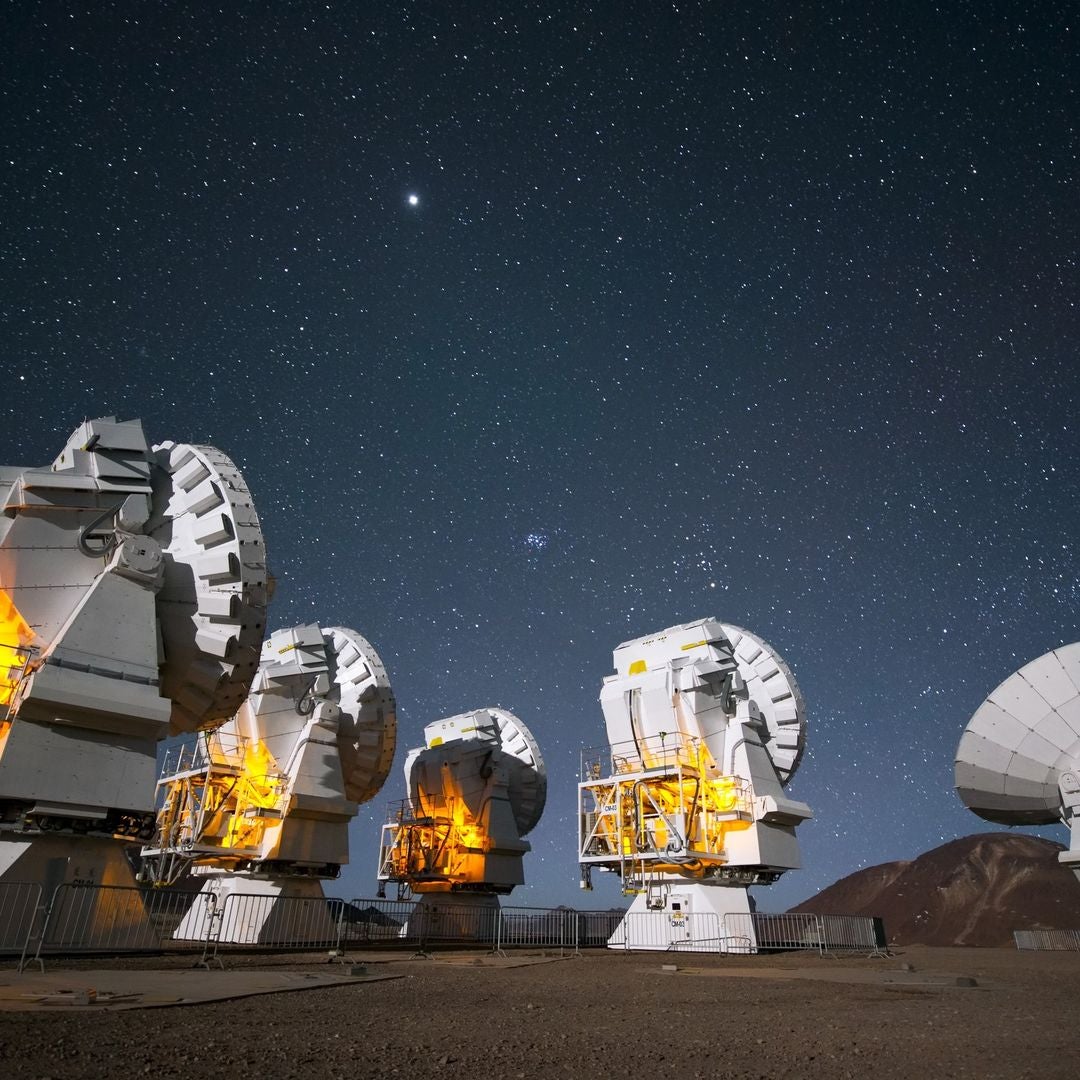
[380,706,546,899]
[404,707,547,837]
[485,706,547,835]
[580,617,813,953]
[322,626,397,805]
[721,623,806,786]
[955,643,1080,824]
[149,441,269,733]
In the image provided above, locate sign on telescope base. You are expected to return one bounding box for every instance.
[609,883,758,954]
[173,874,334,945]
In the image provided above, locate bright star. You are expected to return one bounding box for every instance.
[407,193,419,206]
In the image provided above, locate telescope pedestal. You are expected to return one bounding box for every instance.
[406,892,500,945]
[173,875,333,944]
[609,883,758,954]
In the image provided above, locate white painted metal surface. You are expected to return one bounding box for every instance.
[599,617,807,789]
[145,622,397,932]
[581,617,812,952]
[0,418,268,889]
[955,643,1080,880]
[149,440,270,733]
[412,707,547,836]
[721,624,806,785]
[379,707,547,900]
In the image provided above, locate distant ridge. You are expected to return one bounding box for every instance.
[790,833,1080,947]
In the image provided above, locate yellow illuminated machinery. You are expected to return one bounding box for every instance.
[149,730,285,873]
[0,418,269,888]
[579,735,754,881]
[0,591,33,710]
[578,618,811,950]
[378,708,546,918]
[143,623,396,938]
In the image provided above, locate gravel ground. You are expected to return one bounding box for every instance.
[0,945,1076,1080]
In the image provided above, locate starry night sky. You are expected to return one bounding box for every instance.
[2,3,1077,911]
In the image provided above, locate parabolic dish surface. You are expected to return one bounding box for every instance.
[955,643,1080,824]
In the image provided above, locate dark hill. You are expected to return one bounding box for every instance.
[791,833,1080,947]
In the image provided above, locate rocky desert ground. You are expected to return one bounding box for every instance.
[0,944,1077,1080]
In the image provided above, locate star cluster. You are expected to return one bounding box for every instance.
[1,3,1076,909]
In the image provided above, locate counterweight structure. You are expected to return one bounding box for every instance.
[578,618,811,952]
[146,623,397,941]
[955,643,1080,883]
[377,708,546,932]
[0,418,268,888]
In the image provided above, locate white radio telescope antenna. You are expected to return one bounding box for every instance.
[377,707,546,937]
[578,617,812,953]
[954,643,1080,881]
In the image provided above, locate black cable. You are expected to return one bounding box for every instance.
[77,503,123,558]
[296,675,319,715]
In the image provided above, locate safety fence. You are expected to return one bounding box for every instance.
[333,898,501,951]
[2,883,600,968]
[15,883,213,970]
[0,881,42,968]
[611,911,725,953]
[576,909,626,947]
[200,895,450,962]
[337,900,584,954]
[2,880,886,968]
[337,897,419,946]
[496,907,576,952]
[1014,929,1080,951]
[724,913,887,956]
[609,911,885,956]
[212,893,345,951]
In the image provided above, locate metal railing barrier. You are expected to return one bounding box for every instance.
[575,910,625,948]
[0,880,44,969]
[758,912,818,952]
[406,903,499,954]
[721,912,885,956]
[613,911,723,953]
[202,893,347,963]
[9,883,888,967]
[1014,929,1080,951]
[496,906,579,955]
[22,883,213,971]
[340,897,419,947]
[812,914,888,956]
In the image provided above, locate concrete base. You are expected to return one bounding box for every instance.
[609,882,758,953]
[0,833,141,890]
[0,834,148,952]
[173,875,333,945]
[406,892,500,945]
